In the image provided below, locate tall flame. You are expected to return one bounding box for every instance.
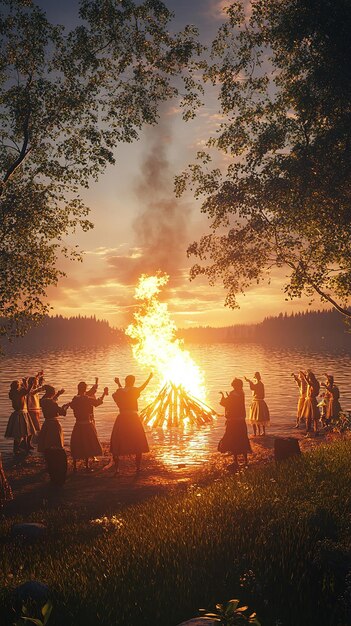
[126,273,206,400]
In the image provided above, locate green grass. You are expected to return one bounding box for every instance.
[2,440,351,625]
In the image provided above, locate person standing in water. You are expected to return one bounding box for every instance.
[110,373,152,475]
[244,372,270,436]
[70,382,108,472]
[218,378,251,471]
[292,371,307,428]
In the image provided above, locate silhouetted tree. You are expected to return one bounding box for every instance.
[177,0,351,319]
[0,0,202,342]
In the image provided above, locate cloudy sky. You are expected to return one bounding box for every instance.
[39,0,313,329]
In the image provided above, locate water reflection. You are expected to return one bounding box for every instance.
[1,343,350,464]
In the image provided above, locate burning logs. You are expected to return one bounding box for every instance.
[140,382,217,428]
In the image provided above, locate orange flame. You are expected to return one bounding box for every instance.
[126,273,206,400]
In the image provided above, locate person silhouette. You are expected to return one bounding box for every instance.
[70,382,108,471]
[244,372,270,436]
[110,373,152,475]
[218,378,251,471]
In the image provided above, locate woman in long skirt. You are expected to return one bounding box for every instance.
[26,371,45,450]
[245,372,270,436]
[322,374,342,425]
[301,370,320,435]
[37,385,68,452]
[110,374,152,475]
[218,378,251,471]
[5,379,36,454]
[292,371,307,428]
[70,382,108,471]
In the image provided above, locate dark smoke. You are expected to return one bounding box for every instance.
[109,115,189,286]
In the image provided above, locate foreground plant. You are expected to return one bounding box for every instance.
[199,599,260,625]
[14,601,52,626]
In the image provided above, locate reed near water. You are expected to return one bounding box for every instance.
[1,439,351,625]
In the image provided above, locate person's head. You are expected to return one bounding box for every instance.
[254,371,261,382]
[78,381,87,395]
[44,385,55,399]
[9,381,19,400]
[125,375,135,388]
[231,378,243,392]
[326,374,334,385]
[28,376,36,387]
[307,370,316,384]
[9,380,21,398]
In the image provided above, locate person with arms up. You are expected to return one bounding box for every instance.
[244,372,270,437]
[5,378,37,455]
[291,370,307,429]
[70,382,108,472]
[110,373,152,475]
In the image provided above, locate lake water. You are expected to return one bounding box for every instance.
[1,343,350,465]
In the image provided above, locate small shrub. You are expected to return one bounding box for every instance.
[199,599,260,625]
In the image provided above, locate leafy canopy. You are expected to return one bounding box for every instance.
[176,0,351,318]
[0,0,203,341]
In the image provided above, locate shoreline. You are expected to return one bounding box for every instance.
[2,429,341,519]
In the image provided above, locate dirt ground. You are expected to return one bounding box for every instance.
[1,430,339,520]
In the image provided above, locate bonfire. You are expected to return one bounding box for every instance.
[126,273,216,428]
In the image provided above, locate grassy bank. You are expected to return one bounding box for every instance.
[2,440,351,625]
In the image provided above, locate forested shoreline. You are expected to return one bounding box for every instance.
[2,308,350,353]
[179,309,351,348]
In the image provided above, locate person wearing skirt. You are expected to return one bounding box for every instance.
[26,371,45,450]
[38,385,68,452]
[218,378,251,471]
[292,371,307,428]
[245,371,270,436]
[5,379,37,454]
[300,370,320,435]
[70,382,108,471]
[322,374,342,425]
[110,373,152,475]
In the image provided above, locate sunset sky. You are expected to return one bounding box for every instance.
[40,0,316,329]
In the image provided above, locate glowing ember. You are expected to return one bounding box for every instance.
[126,272,205,399]
[126,273,216,428]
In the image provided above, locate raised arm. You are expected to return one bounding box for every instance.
[92,387,108,406]
[29,385,46,396]
[53,388,65,401]
[138,373,153,393]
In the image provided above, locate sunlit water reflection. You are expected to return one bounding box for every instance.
[1,343,350,465]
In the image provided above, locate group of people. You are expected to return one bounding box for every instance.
[4,371,153,474]
[3,368,343,476]
[217,369,343,471]
[218,371,270,471]
[292,370,342,435]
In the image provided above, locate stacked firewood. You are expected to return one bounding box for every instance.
[140,382,216,428]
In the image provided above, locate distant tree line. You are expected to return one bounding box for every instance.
[2,308,351,353]
[179,309,351,349]
[1,315,126,352]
